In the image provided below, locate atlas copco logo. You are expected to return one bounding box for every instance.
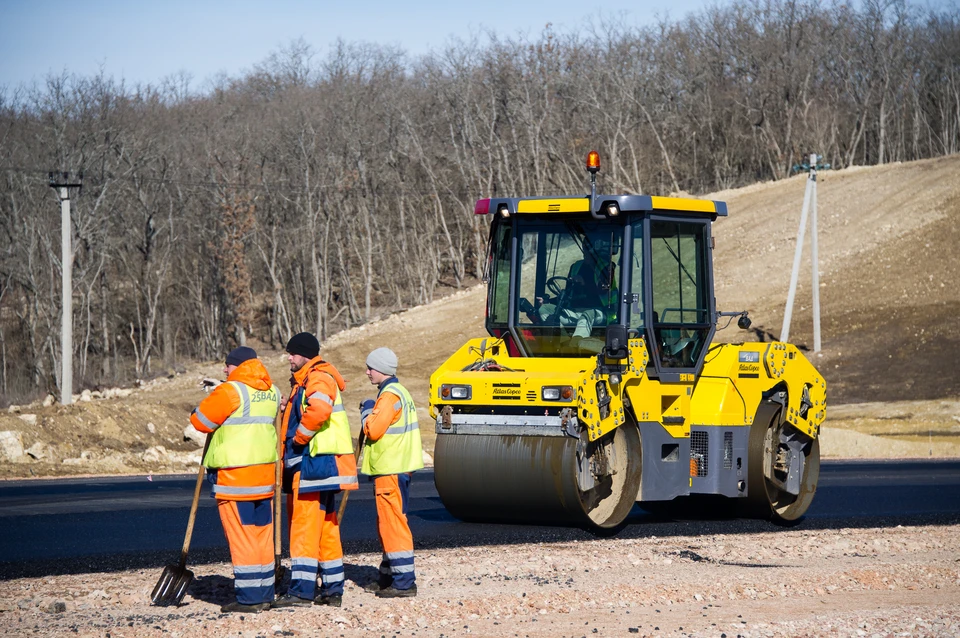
[491,383,521,398]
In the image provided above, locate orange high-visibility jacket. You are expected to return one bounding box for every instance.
[281,357,358,490]
[363,387,402,443]
[190,358,278,501]
[362,378,423,475]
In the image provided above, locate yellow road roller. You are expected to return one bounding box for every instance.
[429,152,826,530]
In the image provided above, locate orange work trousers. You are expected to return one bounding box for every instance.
[374,473,415,590]
[218,498,275,605]
[287,472,344,599]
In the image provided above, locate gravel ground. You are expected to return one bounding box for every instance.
[2,522,958,638]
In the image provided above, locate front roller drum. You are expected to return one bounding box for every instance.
[434,425,642,530]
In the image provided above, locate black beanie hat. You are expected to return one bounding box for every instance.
[286,332,320,359]
[225,346,257,367]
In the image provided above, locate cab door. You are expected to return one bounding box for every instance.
[645,216,716,381]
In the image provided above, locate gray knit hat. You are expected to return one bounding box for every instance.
[366,347,398,376]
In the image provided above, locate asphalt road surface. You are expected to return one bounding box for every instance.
[1,459,958,579]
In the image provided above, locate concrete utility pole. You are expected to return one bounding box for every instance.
[781,154,825,352]
[49,172,82,405]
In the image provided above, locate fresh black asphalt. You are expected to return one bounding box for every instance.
[1,460,958,579]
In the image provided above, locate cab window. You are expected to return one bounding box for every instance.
[650,220,711,369]
[486,222,512,326]
[626,224,644,333]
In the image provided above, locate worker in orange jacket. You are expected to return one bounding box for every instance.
[190,346,279,614]
[273,332,358,608]
[360,347,423,598]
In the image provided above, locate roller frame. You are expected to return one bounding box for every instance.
[435,412,579,438]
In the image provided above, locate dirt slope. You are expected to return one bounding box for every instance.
[712,156,960,402]
[2,156,959,478]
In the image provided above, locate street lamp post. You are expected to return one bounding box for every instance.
[49,172,82,405]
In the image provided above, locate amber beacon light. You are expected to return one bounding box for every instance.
[586,151,601,174]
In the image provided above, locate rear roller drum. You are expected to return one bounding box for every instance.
[744,402,820,523]
[434,424,642,530]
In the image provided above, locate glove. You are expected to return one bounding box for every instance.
[360,399,375,425]
[201,378,222,393]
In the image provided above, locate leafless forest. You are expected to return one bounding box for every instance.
[1,0,958,403]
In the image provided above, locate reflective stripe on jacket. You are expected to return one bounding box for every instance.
[361,380,423,475]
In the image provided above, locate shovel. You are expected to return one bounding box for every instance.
[337,429,366,523]
[273,411,286,585]
[151,434,211,606]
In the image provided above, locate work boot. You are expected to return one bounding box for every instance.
[362,580,391,593]
[220,601,271,613]
[271,593,312,608]
[375,584,417,599]
[314,594,342,607]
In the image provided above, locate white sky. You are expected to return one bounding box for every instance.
[1,0,720,91]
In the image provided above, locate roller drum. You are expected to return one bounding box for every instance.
[434,425,642,530]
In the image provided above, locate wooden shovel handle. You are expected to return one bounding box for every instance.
[275,411,284,555]
[179,433,211,569]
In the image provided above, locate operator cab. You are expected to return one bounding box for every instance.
[477,153,726,379]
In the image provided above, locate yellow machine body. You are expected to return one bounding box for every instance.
[431,190,825,529]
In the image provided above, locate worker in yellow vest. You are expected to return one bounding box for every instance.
[189,346,279,614]
[273,332,358,608]
[359,347,423,598]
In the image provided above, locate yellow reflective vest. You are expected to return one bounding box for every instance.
[203,382,279,469]
[307,383,354,456]
[362,381,424,475]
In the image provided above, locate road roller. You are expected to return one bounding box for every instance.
[429,151,826,531]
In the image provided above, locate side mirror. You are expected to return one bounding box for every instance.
[604,324,628,360]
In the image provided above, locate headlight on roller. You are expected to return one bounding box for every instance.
[440,384,472,400]
[542,386,575,402]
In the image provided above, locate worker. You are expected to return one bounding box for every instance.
[566,244,617,313]
[189,346,279,614]
[273,332,358,608]
[537,237,619,337]
[359,347,423,598]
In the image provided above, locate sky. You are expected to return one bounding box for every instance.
[1,0,717,91]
